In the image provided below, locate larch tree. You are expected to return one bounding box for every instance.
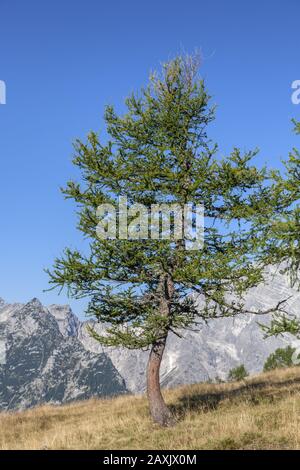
[259,120,300,340]
[48,55,286,426]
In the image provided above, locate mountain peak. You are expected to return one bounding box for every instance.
[27,297,43,306]
[0,298,126,411]
[48,304,80,337]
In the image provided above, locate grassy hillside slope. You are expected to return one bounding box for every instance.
[1,367,300,450]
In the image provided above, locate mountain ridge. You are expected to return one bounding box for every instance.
[1,266,300,409]
[0,298,126,411]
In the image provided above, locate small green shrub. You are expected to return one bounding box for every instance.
[263,346,299,372]
[227,364,248,382]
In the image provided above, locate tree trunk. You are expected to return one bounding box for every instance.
[147,336,175,426]
[146,273,175,426]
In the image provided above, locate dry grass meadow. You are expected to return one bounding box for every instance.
[1,367,300,450]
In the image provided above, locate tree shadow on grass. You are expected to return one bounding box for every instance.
[170,375,300,421]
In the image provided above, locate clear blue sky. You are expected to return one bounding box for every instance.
[0,0,299,318]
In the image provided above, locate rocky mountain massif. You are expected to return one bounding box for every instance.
[0,299,126,411]
[0,266,300,410]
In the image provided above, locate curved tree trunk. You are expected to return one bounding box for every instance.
[147,336,175,426]
[146,273,175,426]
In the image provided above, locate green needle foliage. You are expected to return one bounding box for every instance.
[258,120,300,339]
[47,55,288,423]
[47,54,286,346]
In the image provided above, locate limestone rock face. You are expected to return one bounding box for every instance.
[1,266,299,409]
[0,298,127,411]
